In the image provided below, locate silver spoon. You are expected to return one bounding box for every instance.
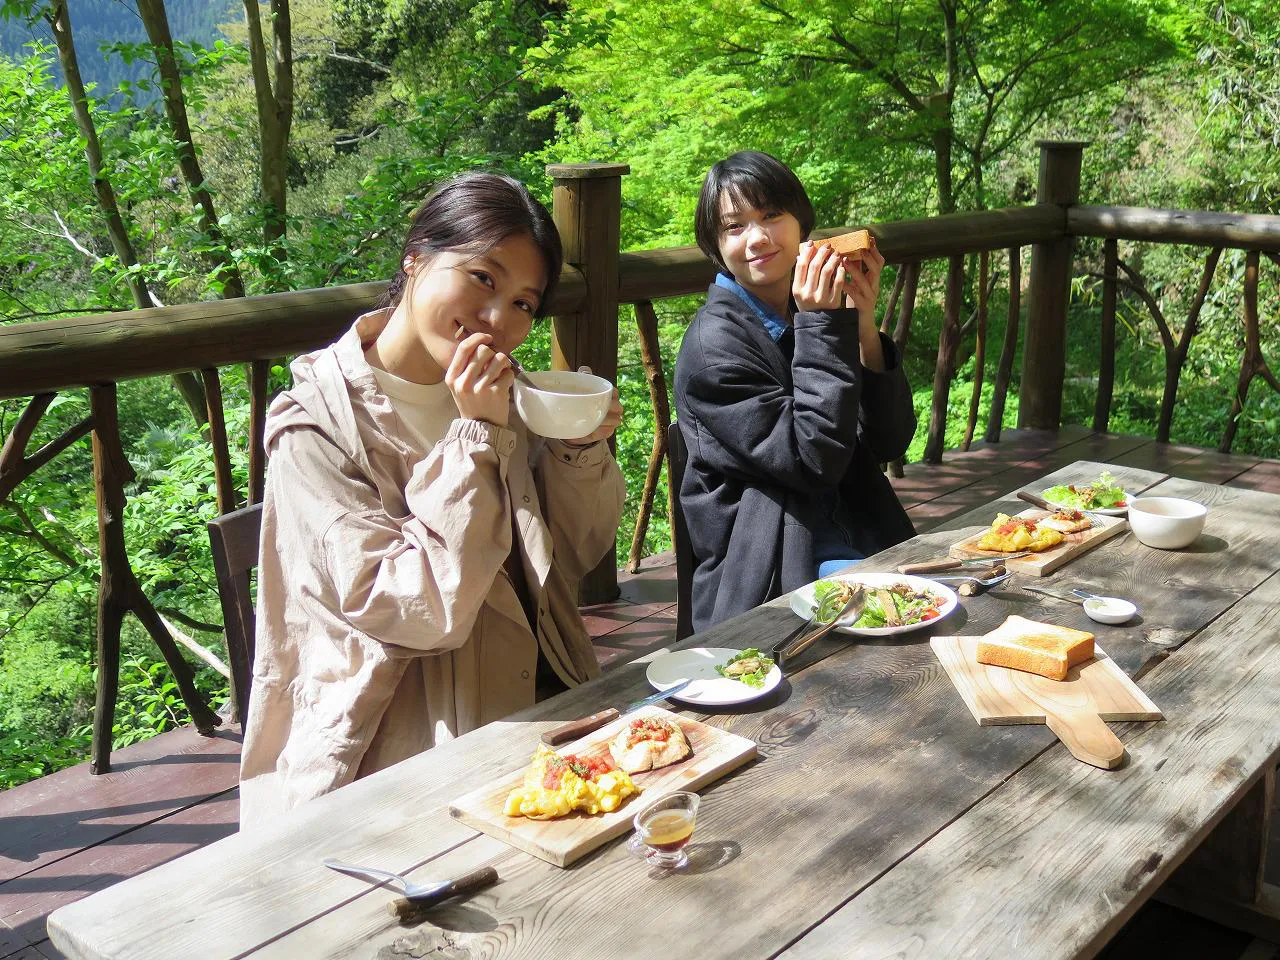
[322,857,497,904]
[456,325,539,389]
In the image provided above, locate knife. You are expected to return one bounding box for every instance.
[898,553,1029,575]
[538,681,697,748]
[625,678,694,712]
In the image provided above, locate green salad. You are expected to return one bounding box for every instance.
[1042,471,1128,511]
[715,648,775,687]
[813,579,947,628]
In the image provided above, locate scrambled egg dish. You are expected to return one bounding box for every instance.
[503,745,638,820]
[976,513,1065,553]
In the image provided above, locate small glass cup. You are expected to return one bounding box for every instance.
[628,792,700,870]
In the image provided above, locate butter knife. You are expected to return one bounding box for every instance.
[625,679,694,712]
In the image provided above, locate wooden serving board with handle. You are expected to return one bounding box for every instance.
[449,707,757,867]
[948,508,1128,576]
[930,636,1162,769]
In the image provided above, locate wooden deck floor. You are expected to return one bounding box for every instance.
[4,427,1280,960]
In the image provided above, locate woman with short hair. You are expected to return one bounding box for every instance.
[674,151,916,630]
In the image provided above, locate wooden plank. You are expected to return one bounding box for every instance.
[932,638,1162,769]
[779,568,1280,960]
[449,708,757,867]
[0,791,238,956]
[1228,461,1280,496]
[46,464,1278,960]
[0,274,586,401]
[0,727,241,884]
[949,509,1129,577]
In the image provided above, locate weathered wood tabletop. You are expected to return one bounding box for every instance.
[47,461,1280,960]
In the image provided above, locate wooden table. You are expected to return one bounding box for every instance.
[47,461,1280,959]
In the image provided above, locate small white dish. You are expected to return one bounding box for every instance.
[513,370,612,440]
[1083,596,1137,625]
[788,572,958,637]
[645,647,782,707]
[1128,496,1207,550]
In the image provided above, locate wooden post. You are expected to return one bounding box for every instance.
[248,359,270,505]
[547,162,629,604]
[89,384,219,773]
[962,250,990,451]
[627,301,671,573]
[985,247,1021,443]
[1018,140,1086,430]
[1093,238,1118,432]
[924,255,965,464]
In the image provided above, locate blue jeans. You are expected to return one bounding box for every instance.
[818,559,861,579]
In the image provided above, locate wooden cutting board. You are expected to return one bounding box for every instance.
[930,636,1162,769]
[449,708,757,867]
[948,508,1128,576]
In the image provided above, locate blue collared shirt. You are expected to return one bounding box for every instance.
[715,273,790,343]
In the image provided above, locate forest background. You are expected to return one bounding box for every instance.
[1,0,1277,788]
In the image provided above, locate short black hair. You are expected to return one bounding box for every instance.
[381,172,562,317]
[694,151,815,277]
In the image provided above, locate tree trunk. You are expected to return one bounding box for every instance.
[46,0,207,424]
[135,0,246,299]
[242,0,294,267]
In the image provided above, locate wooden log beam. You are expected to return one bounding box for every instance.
[1069,205,1280,249]
[615,206,1062,304]
[0,272,586,401]
[548,162,628,605]
[1221,250,1280,452]
[984,247,1022,443]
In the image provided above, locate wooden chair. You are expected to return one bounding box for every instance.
[207,502,263,729]
[666,422,695,642]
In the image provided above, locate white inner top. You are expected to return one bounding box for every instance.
[367,358,459,450]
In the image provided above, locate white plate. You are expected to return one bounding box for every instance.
[645,647,782,707]
[788,572,959,637]
[1040,489,1132,516]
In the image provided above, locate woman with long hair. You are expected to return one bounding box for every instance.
[240,172,625,822]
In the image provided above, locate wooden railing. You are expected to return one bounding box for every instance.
[4,142,1280,772]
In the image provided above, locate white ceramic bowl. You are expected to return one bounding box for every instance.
[513,370,612,440]
[1083,596,1137,625]
[1127,496,1207,550]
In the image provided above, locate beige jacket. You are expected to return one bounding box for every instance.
[239,310,625,824]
